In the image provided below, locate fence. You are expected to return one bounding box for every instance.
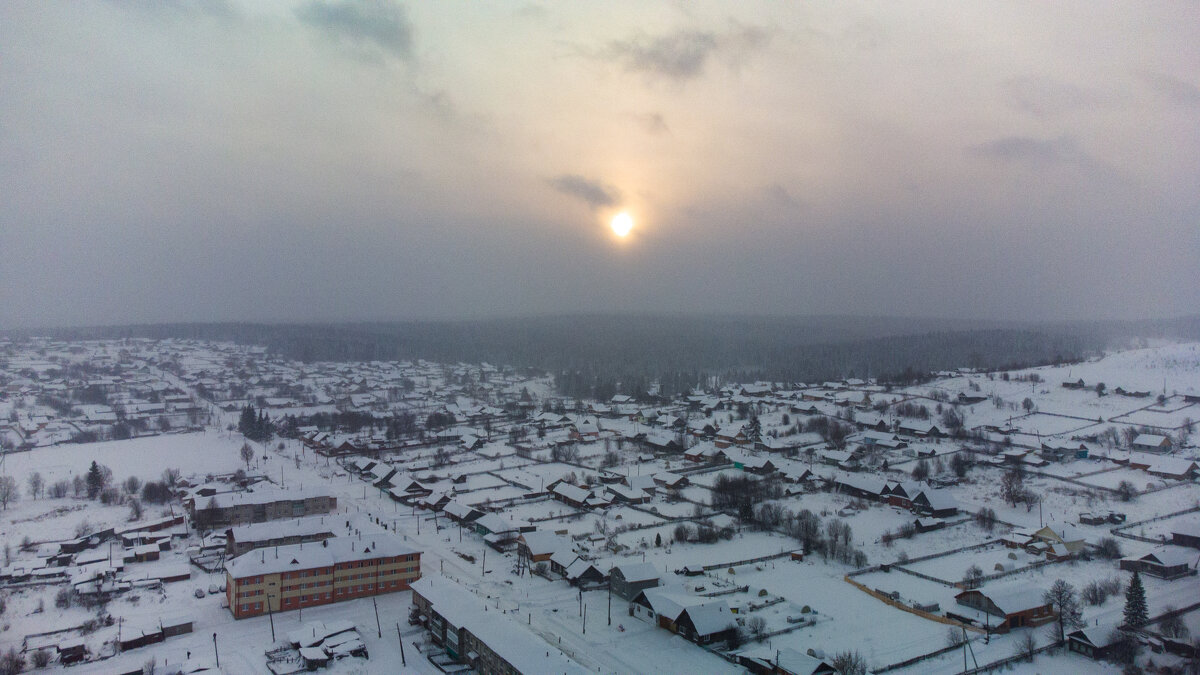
[872,637,976,673]
[698,549,799,572]
[957,640,1063,674]
[1111,505,1200,543]
[973,558,1056,585]
[890,565,959,588]
[843,575,985,634]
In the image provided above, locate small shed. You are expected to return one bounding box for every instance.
[300,646,331,670]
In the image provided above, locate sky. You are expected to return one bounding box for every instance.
[1,1,1198,328]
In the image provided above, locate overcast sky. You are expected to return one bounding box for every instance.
[2,1,1197,328]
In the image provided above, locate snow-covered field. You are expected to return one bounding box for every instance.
[2,431,254,485]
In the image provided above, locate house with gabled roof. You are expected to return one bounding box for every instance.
[1132,433,1172,452]
[549,549,580,577]
[835,475,886,501]
[715,423,752,448]
[1031,525,1087,555]
[550,482,591,509]
[677,600,736,645]
[684,441,724,463]
[610,562,660,600]
[898,421,942,438]
[653,472,688,490]
[564,559,607,587]
[1067,617,1125,661]
[911,489,958,518]
[1171,519,1200,548]
[1119,548,1198,580]
[952,584,1054,632]
[441,501,483,525]
[517,531,566,563]
[1146,457,1198,480]
[735,646,837,675]
[606,483,650,504]
[1040,439,1089,462]
[862,430,906,448]
[881,482,920,508]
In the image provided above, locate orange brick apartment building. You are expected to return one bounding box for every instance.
[225,536,421,619]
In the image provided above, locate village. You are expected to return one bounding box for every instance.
[0,337,1198,675]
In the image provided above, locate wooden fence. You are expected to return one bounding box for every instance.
[843,575,985,634]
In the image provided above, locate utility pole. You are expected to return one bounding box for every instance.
[268,595,276,642]
[213,632,220,669]
[373,597,382,638]
[608,582,612,626]
[962,626,967,673]
[396,624,407,667]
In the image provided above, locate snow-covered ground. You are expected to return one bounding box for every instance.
[2,339,1198,674]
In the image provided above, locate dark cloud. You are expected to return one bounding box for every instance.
[548,174,621,209]
[630,112,669,135]
[763,184,800,209]
[608,30,717,81]
[1143,73,1200,107]
[1003,76,1105,118]
[605,23,769,82]
[968,135,1094,166]
[296,0,413,61]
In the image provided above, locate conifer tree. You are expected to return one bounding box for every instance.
[1123,570,1148,628]
[85,461,103,499]
[238,405,255,437]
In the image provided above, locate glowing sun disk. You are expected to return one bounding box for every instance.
[611,212,634,237]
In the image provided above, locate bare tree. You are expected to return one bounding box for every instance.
[1044,579,1083,643]
[1115,481,1137,502]
[962,564,983,589]
[0,476,18,510]
[1014,631,1037,662]
[830,650,867,675]
[239,442,255,471]
[1159,607,1189,639]
[27,472,43,499]
[1000,468,1024,506]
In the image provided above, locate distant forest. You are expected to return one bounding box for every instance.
[19,314,1200,400]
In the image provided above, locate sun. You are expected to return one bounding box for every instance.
[611,211,634,237]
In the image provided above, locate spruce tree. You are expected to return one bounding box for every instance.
[1123,570,1148,628]
[85,461,103,499]
[238,405,255,436]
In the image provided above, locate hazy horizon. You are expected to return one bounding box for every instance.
[2,2,1197,329]
[7,310,1200,335]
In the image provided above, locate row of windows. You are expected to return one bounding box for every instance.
[274,568,414,592]
[239,556,418,584]
[237,579,409,613]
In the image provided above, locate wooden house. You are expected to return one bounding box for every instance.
[1119,549,1197,580]
[610,562,660,600]
[953,586,1055,632]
